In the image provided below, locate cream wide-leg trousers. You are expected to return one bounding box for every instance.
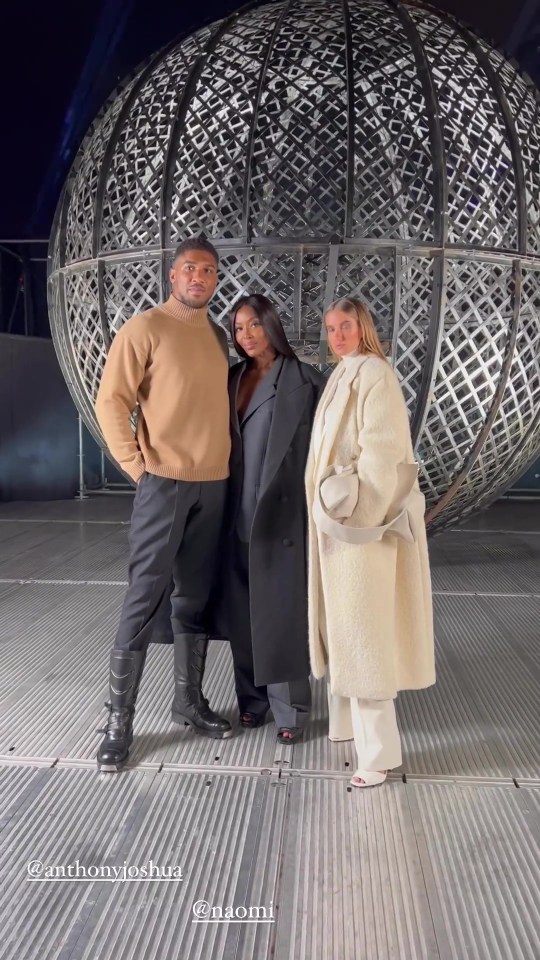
[327,685,402,771]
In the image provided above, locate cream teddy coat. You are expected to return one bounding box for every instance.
[305,353,435,700]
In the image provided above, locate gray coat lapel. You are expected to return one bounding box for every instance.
[260,358,311,495]
[229,363,243,438]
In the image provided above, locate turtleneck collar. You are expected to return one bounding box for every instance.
[161,294,210,328]
[341,348,362,365]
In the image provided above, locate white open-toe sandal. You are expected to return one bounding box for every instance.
[350,769,387,788]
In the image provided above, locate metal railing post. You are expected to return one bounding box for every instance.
[76,414,88,500]
[100,448,107,488]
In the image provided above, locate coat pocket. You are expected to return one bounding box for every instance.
[314,461,423,546]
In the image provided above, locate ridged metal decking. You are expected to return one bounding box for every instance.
[0,498,539,959]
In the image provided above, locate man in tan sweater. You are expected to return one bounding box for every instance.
[95,236,232,771]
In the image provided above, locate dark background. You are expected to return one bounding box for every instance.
[0,0,539,337]
[1,0,539,254]
[0,0,539,499]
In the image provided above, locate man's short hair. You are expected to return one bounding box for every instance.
[173,236,219,266]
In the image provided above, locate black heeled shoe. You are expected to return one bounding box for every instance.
[277,726,303,744]
[239,711,268,728]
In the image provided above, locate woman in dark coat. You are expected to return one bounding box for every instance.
[217,294,325,743]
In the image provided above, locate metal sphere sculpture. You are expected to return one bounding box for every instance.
[48,0,540,530]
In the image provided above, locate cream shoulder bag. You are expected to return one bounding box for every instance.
[313,460,425,545]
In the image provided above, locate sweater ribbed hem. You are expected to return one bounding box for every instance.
[160,295,210,327]
[143,459,229,481]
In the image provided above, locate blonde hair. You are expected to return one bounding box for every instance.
[324,297,387,362]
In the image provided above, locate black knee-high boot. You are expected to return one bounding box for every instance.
[97,649,146,772]
[171,634,232,739]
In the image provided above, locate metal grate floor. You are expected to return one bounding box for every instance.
[0,498,539,959]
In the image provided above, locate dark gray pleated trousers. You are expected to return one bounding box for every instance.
[114,474,226,652]
[227,535,311,728]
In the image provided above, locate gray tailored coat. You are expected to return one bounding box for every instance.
[215,354,326,685]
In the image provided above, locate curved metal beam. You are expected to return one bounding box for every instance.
[426,15,528,521]
[466,275,540,512]
[241,0,295,243]
[92,46,179,349]
[160,11,250,295]
[426,259,522,522]
[453,20,527,255]
[390,0,449,445]
[341,0,355,239]
[93,47,180,260]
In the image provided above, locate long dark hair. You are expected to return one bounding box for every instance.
[229,294,296,360]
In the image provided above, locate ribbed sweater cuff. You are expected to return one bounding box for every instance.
[122,458,145,484]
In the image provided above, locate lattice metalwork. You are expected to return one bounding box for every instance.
[101,36,212,252]
[102,260,162,338]
[481,43,540,255]
[393,255,433,409]
[418,260,514,500]
[409,7,519,250]
[62,75,142,265]
[335,252,394,340]
[48,0,540,531]
[348,0,436,241]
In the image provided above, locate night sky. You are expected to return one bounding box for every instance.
[0,0,537,240]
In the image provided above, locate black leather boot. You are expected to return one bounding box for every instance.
[171,634,232,739]
[97,649,146,772]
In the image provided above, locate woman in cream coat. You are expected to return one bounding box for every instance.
[305,297,435,787]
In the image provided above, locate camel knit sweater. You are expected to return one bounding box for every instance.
[95,295,230,483]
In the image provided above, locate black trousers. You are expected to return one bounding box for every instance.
[228,535,311,728]
[114,474,226,652]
